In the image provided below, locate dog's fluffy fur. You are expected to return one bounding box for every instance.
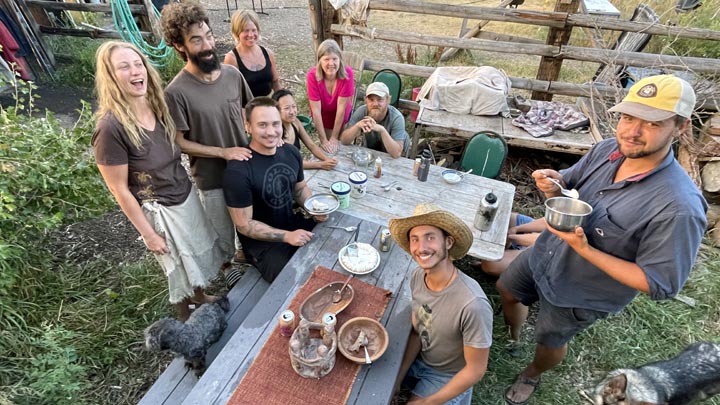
[594,342,720,405]
[144,296,229,375]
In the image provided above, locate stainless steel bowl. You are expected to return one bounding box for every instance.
[544,197,593,232]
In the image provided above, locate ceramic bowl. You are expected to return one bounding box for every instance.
[544,197,593,232]
[299,282,354,322]
[337,317,389,364]
[441,169,464,184]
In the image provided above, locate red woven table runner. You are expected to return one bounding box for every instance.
[227,266,392,405]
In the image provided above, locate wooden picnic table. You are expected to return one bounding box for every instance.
[304,144,516,262]
[412,107,598,157]
[180,213,416,405]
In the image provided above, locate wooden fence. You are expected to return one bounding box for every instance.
[308,0,720,109]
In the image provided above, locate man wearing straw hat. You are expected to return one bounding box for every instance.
[390,203,493,405]
[499,75,707,405]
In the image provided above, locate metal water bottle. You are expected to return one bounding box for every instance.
[474,192,498,231]
[417,150,432,182]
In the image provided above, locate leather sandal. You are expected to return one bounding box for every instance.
[504,374,540,405]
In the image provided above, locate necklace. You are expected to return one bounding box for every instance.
[426,267,457,291]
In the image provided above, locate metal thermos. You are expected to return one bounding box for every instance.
[474,193,498,231]
[417,150,432,182]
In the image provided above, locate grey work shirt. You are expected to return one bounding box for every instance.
[347,104,409,155]
[530,139,707,313]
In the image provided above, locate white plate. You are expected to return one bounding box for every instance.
[303,193,340,215]
[338,243,381,275]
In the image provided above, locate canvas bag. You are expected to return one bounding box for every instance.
[417,66,511,116]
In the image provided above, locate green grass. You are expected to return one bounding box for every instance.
[459,239,720,404]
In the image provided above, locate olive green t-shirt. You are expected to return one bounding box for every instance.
[165,65,253,190]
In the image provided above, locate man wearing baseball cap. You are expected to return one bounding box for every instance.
[500,74,707,405]
[390,203,492,405]
[341,81,409,158]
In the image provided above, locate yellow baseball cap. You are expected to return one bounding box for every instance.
[608,74,695,121]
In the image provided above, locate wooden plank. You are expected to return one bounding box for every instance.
[138,268,269,405]
[414,107,595,156]
[366,0,720,41]
[533,0,579,101]
[26,0,146,14]
[334,24,720,74]
[580,0,620,17]
[39,25,154,40]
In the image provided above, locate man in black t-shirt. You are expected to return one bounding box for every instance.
[223,97,328,282]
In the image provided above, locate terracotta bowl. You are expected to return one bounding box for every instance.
[337,317,389,364]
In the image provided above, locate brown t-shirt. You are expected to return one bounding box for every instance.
[165,65,253,191]
[92,114,192,206]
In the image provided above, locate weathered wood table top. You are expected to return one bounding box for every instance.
[413,107,597,156]
[180,213,415,405]
[304,144,515,262]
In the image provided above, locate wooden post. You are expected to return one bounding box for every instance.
[321,0,342,47]
[532,0,579,101]
[439,0,516,62]
[138,0,163,44]
[308,0,323,51]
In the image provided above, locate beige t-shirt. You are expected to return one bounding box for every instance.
[410,267,493,374]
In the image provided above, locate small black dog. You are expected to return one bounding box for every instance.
[144,296,229,376]
[594,342,720,405]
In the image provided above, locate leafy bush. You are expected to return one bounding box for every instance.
[28,325,88,405]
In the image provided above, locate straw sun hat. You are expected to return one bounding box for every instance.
[388,203,473,260]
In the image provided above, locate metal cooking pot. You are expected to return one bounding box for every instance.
[544,197,593,232]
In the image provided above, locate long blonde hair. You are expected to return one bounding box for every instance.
[94,41,176,149]
[314,39,347,82]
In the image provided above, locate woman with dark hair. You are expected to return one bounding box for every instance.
[272,89,337,170]
[92,41,223,321]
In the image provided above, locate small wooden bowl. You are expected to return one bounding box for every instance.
[337,317,389,364]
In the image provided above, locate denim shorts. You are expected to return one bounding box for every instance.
[499,249,609,348]
[403,358,472,405]
[510,214,534,250]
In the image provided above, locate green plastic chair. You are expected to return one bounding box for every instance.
[459,131,508,179]
[371,69,402,107]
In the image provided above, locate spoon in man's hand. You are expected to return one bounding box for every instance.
[546,177,580,199]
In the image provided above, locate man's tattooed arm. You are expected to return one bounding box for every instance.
[228,206,286,243]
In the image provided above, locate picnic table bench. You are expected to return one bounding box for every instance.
[180,213,415,404]
[138,267,270,405]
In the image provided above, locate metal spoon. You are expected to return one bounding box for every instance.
[361,333,372,364]
[328,225,357,232]
[332,274,353,303]
[546,177,580,199]
[382,181,398,191]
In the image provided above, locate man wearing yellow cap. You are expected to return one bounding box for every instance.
[499,75,708,405]
[390,203,492,405]
[340,81,409,158]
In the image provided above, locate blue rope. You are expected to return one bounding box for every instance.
[110,0,174,68]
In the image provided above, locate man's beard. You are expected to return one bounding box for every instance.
[189,49,220,74]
